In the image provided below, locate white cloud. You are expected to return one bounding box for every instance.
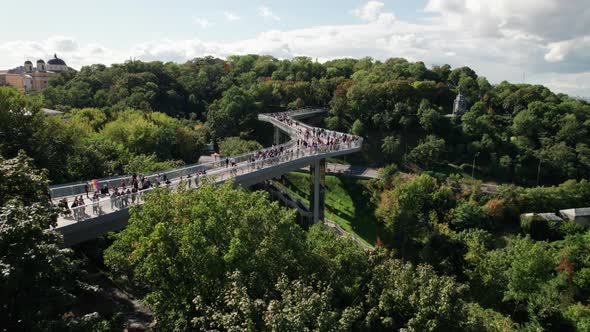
[258,6,281,21]
[352,1,385,21]
[425,0,590,42]
[49,36,79,52]
[545,36,590,66]
[0,36,118,69]
[1,0,589,97]
[193,18,212,28]
[533,71,590,98]
[223,11,240,22]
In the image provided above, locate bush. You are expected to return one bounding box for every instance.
[123,154,184,175]
[559,221,586,237]
[379,163,398,185]
[451,200,489,230]
[563,303,590,332]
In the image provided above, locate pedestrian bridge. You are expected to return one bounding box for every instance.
[51,109,363,246]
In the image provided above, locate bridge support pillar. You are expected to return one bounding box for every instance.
[310,158,326,224]
[273,127,280,145]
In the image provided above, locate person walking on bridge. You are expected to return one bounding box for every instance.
[110,191,117,210]
[125,189,131,206]
[71,198,79,220]
[131,187,138,204]
[79,196,86,217]
[92,194,99,215]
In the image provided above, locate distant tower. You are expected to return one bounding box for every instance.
[452,91,468,117]
[36,59,46,72]
[24,60,33,72]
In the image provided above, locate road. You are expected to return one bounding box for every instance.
[298,163,379,179]
[304,162,500,194]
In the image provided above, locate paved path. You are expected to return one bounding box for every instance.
[298,163,379,179]
[305,163,501,195]
[325,163,379,178]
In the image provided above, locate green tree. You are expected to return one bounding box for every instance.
[104,183,308,330]
[381,135,401,161]
[362,250,468,331]
[218,137,263,156]
[207,86,258,139]
[503,237,565,322]
[408,135,446,167]
[377,174,453,257]
[418,105,443,133]
[0,152,79,331]
[451,200,488,230]
[564,303,590,332]
[351,118,365,136]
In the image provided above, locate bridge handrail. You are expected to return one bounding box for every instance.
[59,139,362,223]
[50,110,319,198]
[53,108,363,220]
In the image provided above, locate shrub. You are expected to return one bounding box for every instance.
[451,200,489,230]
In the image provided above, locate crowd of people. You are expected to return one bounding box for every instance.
[56,111,361,222]
[271,112,361,152]
[59,170,210,221]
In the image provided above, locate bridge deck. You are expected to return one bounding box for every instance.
[52,109,362,246]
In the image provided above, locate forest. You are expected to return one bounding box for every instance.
[31,55,590,186]
[1,55,590,331]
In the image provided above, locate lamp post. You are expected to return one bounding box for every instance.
[472,152,480,179]
[536,159,542,187]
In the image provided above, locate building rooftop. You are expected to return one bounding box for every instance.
[47,54,66,66]
[7,66,25,74]
[560,208,590,219]
[523,212,563,222]
[41,108,64,116]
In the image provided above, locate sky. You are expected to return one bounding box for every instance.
[1,0,589,97]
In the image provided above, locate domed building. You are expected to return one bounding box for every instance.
[1,54,68,92]
[47,54,68,72]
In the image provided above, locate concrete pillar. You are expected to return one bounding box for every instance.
[309,158,326,224]
[273,127,280,145]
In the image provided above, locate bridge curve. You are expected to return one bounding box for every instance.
[52,109,362,246]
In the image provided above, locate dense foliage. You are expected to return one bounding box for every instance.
[218,136,263,157]
[34,55,590,185]
[2,54,590,330]
[104,182,510,331]
[0,86,207,183]
[0,152,120,331]
[373,172,590,330]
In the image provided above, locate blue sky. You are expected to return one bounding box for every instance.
[1,0,589,97]
[2,0,426,46]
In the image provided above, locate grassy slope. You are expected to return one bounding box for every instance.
[283,172,384,246]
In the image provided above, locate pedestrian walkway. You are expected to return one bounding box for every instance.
[52,109,363,231]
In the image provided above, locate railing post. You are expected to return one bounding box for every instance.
[309,158,326,224]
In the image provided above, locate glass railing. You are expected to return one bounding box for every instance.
[54,110,363,226]
[50,117,297,198]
